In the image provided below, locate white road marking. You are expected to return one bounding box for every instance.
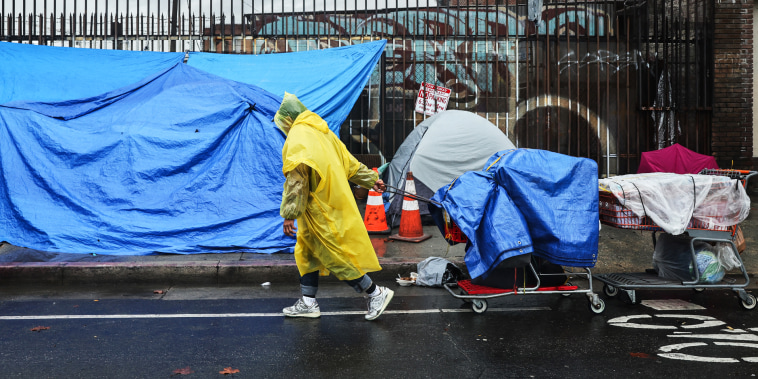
[659,342,758,363]
[608,314,725,330]
[0,306,550,320]
[658,342,739,363]
[667,333,758,342]
[607,315,674,330]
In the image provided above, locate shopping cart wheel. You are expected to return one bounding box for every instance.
[740,294,757,310]
[589,298,606,314]
[471,299,488,314]
[561,282,573,297]
[603,284,619,297]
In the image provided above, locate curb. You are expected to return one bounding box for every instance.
[0,259,467,286]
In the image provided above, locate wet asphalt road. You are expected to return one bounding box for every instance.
[1,281,758,378]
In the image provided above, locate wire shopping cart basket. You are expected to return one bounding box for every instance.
[596,169,757,310]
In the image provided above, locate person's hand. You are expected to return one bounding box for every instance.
[373,179,386,193]
[283,219,297,237]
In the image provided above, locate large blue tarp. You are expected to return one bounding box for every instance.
[430,149,598,278]
[0,63,292,255]
[0,41,386,255]
[0,42,185,105]
[187,40,386,133]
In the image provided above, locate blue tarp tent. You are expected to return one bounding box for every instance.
[431,149,598,279]
[0,63,292,255]
[0,42,185,104]
[187,40,386,133]
[0,41,385,255]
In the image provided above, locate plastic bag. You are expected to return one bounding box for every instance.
[416,257,463,287]
[599,173,751,235]
[690,250,725,283]
[716,242,741,271]
[652,233,700,281]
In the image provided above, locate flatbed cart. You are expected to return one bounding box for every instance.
[443,264,605,314]
[596,169,757,310]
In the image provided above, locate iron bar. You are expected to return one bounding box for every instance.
[0,0,715,176]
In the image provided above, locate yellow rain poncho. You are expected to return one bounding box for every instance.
[277,93,381,281]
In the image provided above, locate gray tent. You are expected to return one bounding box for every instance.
[385,110,516,226]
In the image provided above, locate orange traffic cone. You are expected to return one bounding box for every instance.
[389,171,431,243]
[364,168,391,235]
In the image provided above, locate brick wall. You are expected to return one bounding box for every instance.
[713,0,754,170]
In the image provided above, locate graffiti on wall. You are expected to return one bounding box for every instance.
[243,5,618,106]
[227,5,636,174]
[245,6,613,39]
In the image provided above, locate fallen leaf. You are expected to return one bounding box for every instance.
[154,290,165,294]
[30,326,50,332]
[630,352,651,358]
[219,367,240,375]
[172,366,194,375]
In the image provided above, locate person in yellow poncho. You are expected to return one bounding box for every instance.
[276,93,394,321]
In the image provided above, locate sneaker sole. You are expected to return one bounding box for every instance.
[284,312,321,318]
[366,290,394,321]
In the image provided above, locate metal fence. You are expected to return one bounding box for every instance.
[1,0,713,176]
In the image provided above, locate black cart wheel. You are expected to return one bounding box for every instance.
[741,294,757,310]
[590,298,606,314]
[471,299,488,314]
[603,284,619,297]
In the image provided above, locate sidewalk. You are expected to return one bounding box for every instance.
[1,190,756,287]
[0,224,467,285]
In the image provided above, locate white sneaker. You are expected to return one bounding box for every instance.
[365,286,394,321]
[283,298,321,318]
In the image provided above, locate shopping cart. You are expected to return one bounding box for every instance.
[698,168,757,188]
[443,262,604,314]
[435,150,605,314]
[596,169,756,310]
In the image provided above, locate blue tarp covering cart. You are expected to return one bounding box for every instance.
[430,149,605,313]
[0,40,386,255]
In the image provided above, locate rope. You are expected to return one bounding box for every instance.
[383,185,441,206]
[483,149,516,172]
[629,182,648,219]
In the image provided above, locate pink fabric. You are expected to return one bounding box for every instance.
[637,143,719,174]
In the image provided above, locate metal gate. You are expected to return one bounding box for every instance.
[1,0,713,176]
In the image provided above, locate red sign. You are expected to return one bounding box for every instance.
[415,82,451,116]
